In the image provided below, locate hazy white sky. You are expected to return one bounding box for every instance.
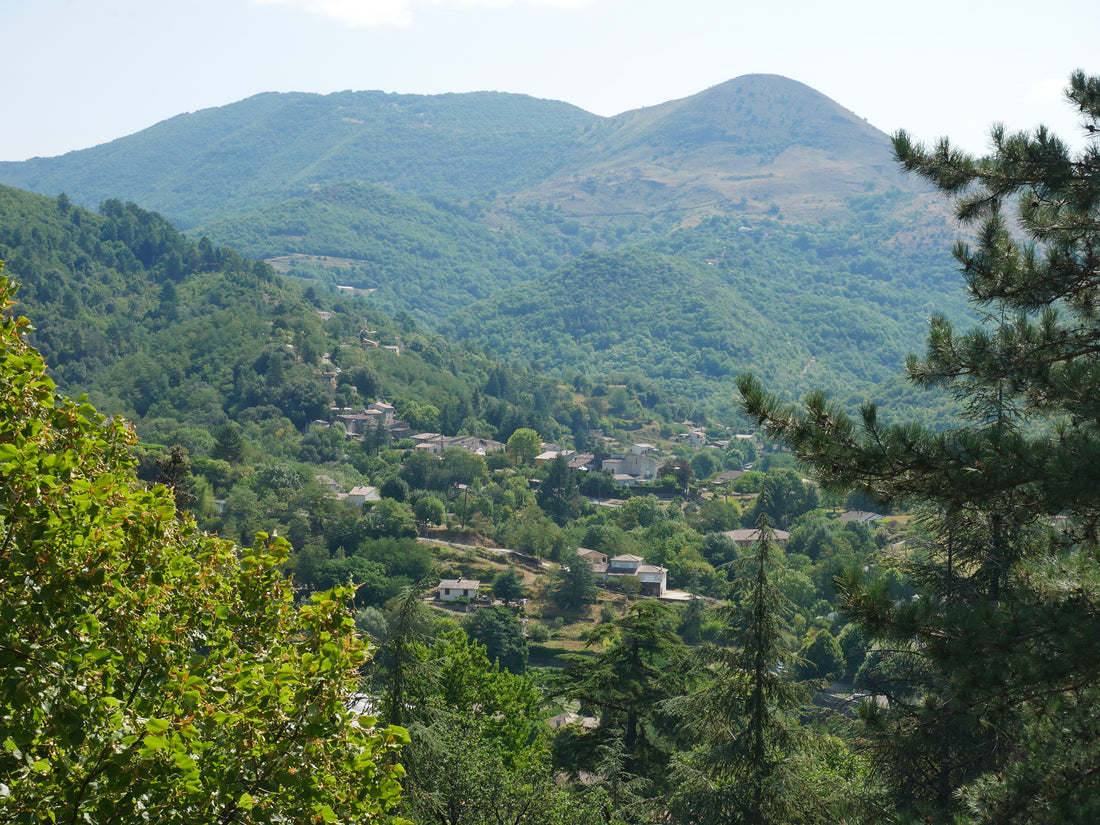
[3,0,1096,162]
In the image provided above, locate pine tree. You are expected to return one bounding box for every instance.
[211,422,245,465]
[537,454,582,525]
[154,443,197,514]
[739,71,1100,822]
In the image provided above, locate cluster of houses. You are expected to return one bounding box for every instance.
[326,398,678,488]
[531,443,662,489]
[319,384,768,493]
[331,401,413,441]
[327,402,507,460]
[411,432,505,456]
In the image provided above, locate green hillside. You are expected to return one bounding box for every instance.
[195,181,569,323]
[445,208,965,425]
[0,184,573,443]
[0,75,964,419]
[0,75,938,235]
[0,90,597,229]
[517,74,916,226]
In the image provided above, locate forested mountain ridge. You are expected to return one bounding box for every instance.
[0,183,577,446]
[0,74,964,422]
[0,74,942,234]
[446,211,964,424]
[0,89,599,229]
[193,181,568,323]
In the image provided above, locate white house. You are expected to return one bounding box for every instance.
[346,485,381,507]
[315,474,342,494]
[335,411,375,436]
[603,554,668,597]
[602,452,659,485]
[635,564,668,597]
[576,547,608,566]
[368,402,396,425]
[437,578,481,601]
[412,432,447,454]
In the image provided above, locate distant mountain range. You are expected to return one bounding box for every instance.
[0,74,968,423]
[0,74,938,230]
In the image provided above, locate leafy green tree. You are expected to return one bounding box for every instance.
[615,494,665,530]
[274,369,332,428]
[380,474,410,502]
[506,427,541,466]
[548,554,598,611]
[400,631,590,825]
[658,457,693,493]
[366,498,418,538]
[739,71,1100,823]
[492,566,526,603]
[356,605,390,642]
[440,446,488,487]
[340,363,381,398]
[221,484,265,545]
[688,497,741,534]
[464,605,529,674]
[835,622,870,680]
[699,531,740,568]
[297,423,348,464]
[357,536,434,584]
[796,629,843,681]
[412,494,446,526]
[495,503,569,561]
[0,270,406,823]
[690,449,720,482]
[400,450,441,491]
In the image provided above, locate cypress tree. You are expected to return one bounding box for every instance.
[668,516,816,825]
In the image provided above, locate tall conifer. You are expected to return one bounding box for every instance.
[739,71,1100,822]
[668,515,816,825]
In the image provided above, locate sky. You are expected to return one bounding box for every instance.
[3,0,1097,162]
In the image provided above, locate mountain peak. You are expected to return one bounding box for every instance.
[608,73,887,159]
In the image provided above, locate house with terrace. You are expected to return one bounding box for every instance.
[579,549,668,597]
